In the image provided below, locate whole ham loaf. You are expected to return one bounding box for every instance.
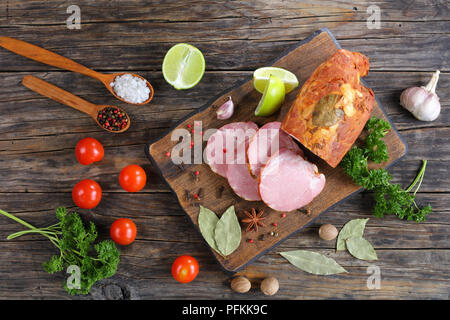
[281,49,375,167]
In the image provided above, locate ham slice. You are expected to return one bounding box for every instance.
[205,122,258,177]
[205,121,260,200]
[224,122,261,201]
[247,121,303,178]
[227,161,261,201]
[259,148,326,211]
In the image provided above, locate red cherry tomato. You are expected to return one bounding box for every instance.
[75,138,104,165]
[72,179,102,209]
[119,165,147,192]
[171,255,199,283]
[110,218,137,245]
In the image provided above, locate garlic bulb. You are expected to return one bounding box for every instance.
[216,96,234,120]
[400,70,441,121]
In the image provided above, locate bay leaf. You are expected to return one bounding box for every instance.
[336,218,369,251]
[214,205,241,256]
[198,206,221,255]
[280,250,347,275]
[346,236,378,261]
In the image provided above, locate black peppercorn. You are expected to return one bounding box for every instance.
[97,107,128,131]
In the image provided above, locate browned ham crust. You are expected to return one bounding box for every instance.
[281,49,375,167]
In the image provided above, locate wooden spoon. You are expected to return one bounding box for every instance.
[22,75,131,133]
[0,36,154,105]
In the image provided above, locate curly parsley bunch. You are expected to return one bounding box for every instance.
[341,117,432,222]
[0,207,120,295]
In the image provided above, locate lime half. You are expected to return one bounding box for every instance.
[162,43,205,90]
[255,75,286,117]
[253,67,299,94]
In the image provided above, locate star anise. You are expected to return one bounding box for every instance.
[242,208,266,232]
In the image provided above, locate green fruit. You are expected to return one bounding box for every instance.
[162,43,205,90]
[253,67,299,94]
[255,75,286,117]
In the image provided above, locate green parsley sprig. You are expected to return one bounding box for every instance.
[341,117,431,222]
[0,207,120,295]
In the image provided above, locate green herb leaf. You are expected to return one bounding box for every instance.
[346,237,378,261]
[341,117,432,222]
[43,255,64,274]
[364,117,390,163]
[280,250,347,275]
[214,206,241,256]
[0,207,120,295]
[336,218,369,251]
[198,206,221,255]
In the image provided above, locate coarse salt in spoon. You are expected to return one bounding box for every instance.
[22,75,131,133]
[0,36,154,105]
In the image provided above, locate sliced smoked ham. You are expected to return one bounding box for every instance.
[227,161,261,201]
[259,148,326,211]
[224,122,261,201]
[205,122,258,177]
[247,121,303,178]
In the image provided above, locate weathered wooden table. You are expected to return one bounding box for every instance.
[0,0,448,300]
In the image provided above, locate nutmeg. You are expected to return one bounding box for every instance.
[260,277,279,296]
[230,276,251,293]
[319,223,338,240]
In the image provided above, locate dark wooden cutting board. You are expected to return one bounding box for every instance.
[145,28,407,273]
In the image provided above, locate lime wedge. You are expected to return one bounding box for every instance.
[255,75,286,117]
[253,67,299,94]
[162,43,205,90]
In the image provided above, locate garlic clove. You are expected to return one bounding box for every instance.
[400,87,426,114]
[216,96,234,120]
[415,94,440,121]
[399,70,441,122]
